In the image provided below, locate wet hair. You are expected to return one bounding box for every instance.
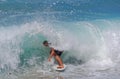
[43,40,48,45]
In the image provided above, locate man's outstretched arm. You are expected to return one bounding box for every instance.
[48,48,54,62]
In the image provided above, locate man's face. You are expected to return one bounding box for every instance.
[43,43,49,47]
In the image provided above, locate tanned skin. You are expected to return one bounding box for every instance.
[43,41,64,68]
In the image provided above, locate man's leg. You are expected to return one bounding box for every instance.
[55,55,64,68]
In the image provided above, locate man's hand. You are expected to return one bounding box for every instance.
[48,58,51,62]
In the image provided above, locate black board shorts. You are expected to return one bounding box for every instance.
[54,50,63,56]
[50,50,63,56]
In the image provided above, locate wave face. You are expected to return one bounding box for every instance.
[0,20,120,71]
[0,0,120,79]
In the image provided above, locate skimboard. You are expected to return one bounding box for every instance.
[53,64,67,71]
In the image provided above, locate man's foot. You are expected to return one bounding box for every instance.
[57,66,64,69]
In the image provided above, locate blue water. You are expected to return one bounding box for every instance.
[0,0,120,79]
[0,0,120,24]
